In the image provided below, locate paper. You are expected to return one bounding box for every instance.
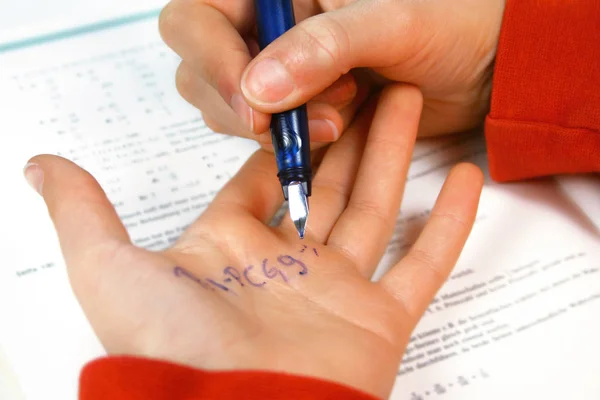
[556,175,600,232]
[0,13,599,400]
[0,347,24,400]
[0,0,167,47]
[373,137,600,399]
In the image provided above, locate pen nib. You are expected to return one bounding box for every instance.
[287,182,309,239]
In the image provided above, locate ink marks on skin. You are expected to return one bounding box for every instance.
[299,244,319,257]
[173,266,214,291]
[277,255,307,275]
[173,255,309,295]
[243,265,267,288]
[223,266,245,287]
[262,258,288,283]
[173,267,234,294]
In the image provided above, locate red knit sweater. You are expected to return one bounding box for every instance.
[79,0,600,398]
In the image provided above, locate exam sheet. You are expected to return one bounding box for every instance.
[0,15,599,400]
[375,137,600,399]
[0,347,23,400]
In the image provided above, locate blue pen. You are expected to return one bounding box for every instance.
[254,0,311,239]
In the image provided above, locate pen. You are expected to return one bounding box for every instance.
[253,0,311,239]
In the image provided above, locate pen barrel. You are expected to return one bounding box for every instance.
[270,106,312,195]
[254,0,296,47]
[254,0,312,198]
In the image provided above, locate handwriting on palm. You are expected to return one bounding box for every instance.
[35,86,482,399]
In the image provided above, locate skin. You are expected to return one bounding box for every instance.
[24,86,483,398]
[158,0,506,150]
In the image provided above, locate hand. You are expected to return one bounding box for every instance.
[158,0,505,150]
[24,86,482,398]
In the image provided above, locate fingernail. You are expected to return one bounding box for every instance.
[242,58,295,104]
[230,94,254,132]
[23,162,44,195]
[309,119,339,142]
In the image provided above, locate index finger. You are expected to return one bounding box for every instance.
[159,0,265,132]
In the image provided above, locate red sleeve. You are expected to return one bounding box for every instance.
[484,0,600,181]
[78,356,380,400]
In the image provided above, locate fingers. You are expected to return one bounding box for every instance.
[176,62,254,138]
[179,59,363,146]
[379,163,484,322]
[160,0,267,133]
[257,101,341,145]
[311,73,358,107]
[327,84,422,276]
[23,155,130,267]
[201,149,284,224]
[240,1,422,113]
[257,73,369,145]
[161,0,374,145]
[277,100,376,241]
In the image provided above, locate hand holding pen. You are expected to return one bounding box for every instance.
[159,0,502,147]
[253,0,311,238]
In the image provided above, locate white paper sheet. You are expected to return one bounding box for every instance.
[0,0,167,46]
[375,137,600,399]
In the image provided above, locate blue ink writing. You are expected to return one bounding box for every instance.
[173,254,308,295]
[207,278,231,292]
[262,258,278,279]
[224,266,245,287]
[262,258,288,282]
[173,266,214,291]
[299,245,319,257]
[243,265,266,287]
[278,255,308,275]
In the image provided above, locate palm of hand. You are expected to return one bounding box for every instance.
[107,229,406,397]
[32,87,482,398]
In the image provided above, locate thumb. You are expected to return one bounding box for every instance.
[23,155,130,268]
[240,1,423,112]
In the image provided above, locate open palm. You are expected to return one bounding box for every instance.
[27,86,482,399]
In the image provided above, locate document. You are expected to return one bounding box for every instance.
[557,175,600,232]
[0,348,23,400]
[376,137,600,399]
[0,13,598,400]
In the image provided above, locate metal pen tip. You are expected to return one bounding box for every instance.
[287,182,309,239]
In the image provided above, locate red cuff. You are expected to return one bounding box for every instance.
[79,356,380,400]
[485,0,600,181]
